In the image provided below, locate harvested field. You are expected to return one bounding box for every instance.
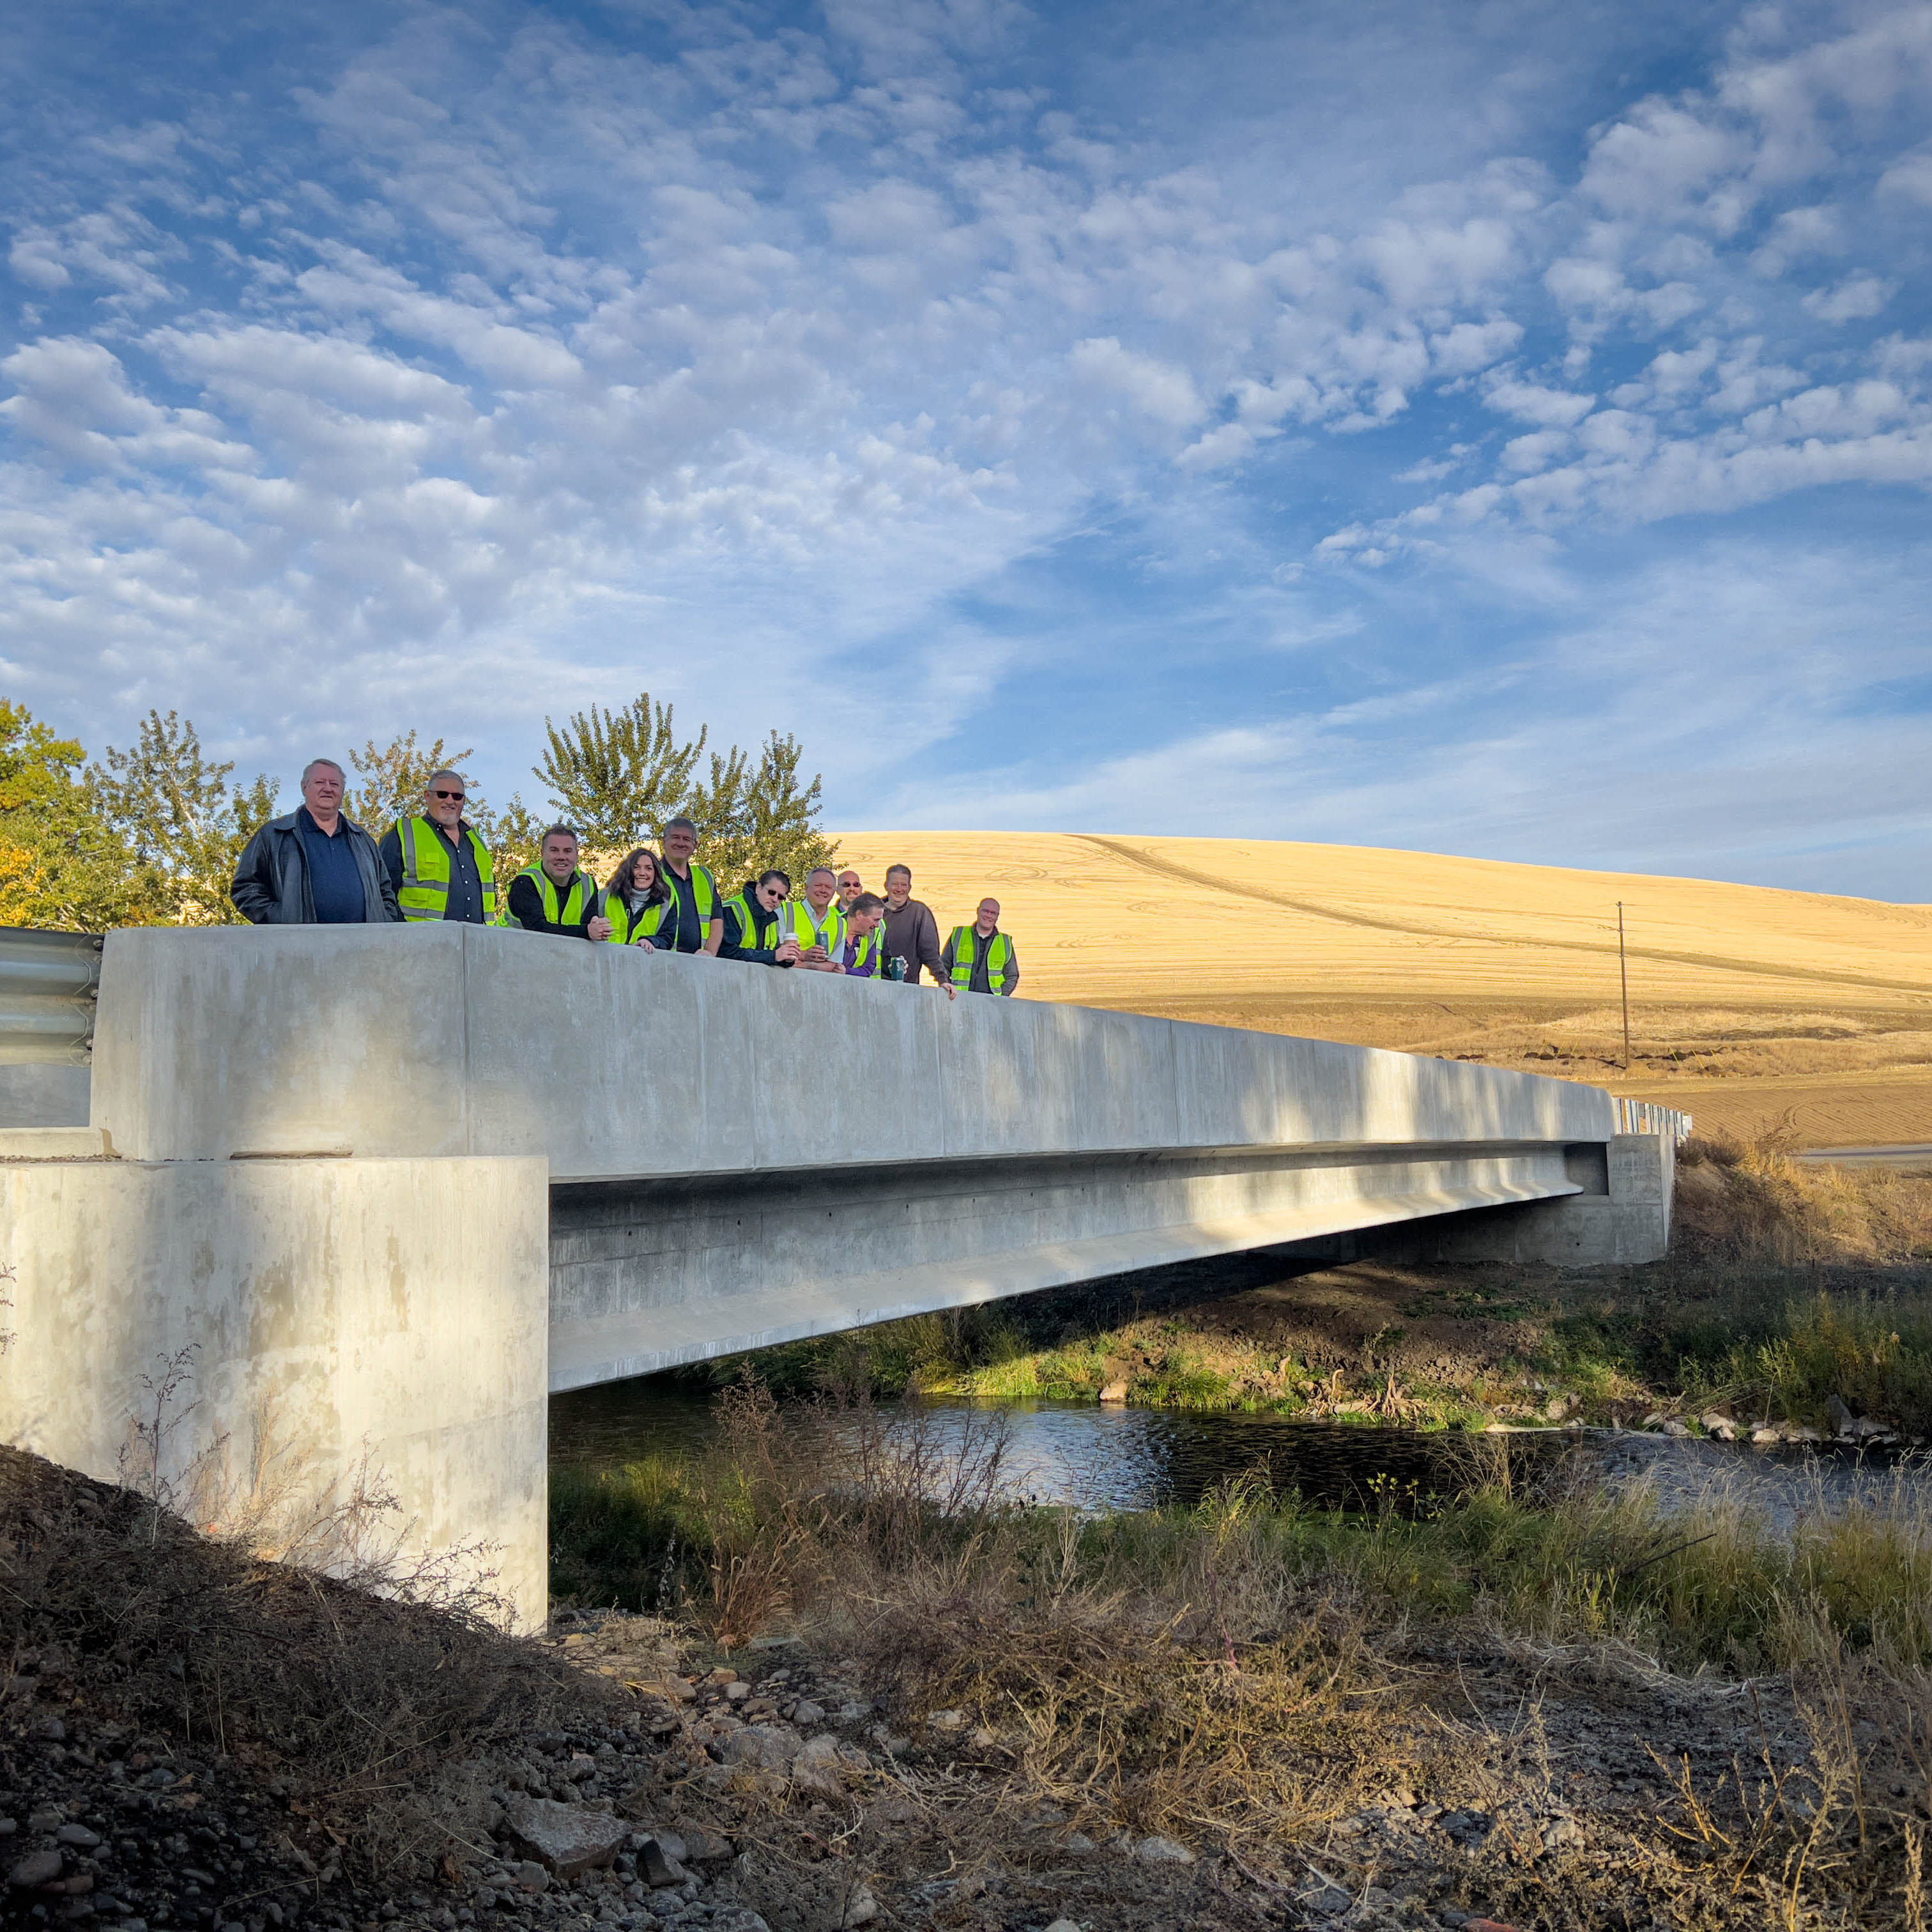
[834,831,1932,1146]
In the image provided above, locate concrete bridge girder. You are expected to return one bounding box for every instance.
[0,924,1680,1627]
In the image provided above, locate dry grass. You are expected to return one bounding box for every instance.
[830,830,1932,1146]
[0,1443,595,1876]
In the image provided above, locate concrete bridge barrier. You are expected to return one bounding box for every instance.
[0,923,1685,1624]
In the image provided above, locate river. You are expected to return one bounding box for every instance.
[550,1377,1922,1527]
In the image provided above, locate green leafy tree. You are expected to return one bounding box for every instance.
[0,700,137,930]
[533,693,705,849]
[91,710,281,926]
[733,731,837,891]
[686,744,753,887]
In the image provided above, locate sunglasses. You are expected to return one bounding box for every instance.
[431,788,465,802]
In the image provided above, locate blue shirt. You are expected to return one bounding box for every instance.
[298,808,367,924]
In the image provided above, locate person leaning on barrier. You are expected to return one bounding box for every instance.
[603,847,673,947]
[231,758,402,924]
[839,892,888,977]
[507,824,611,940]
[656,815,723,955]
[881,864,942,985]
[721,870,803,967]
[939,897,1018,999]
[380,770,500,924]
[776,865,845,972]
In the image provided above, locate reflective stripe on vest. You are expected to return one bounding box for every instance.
[848,923,885,976]
[514,862,592,929]
[397,816,498,923]
[664,862,717,936]
[948,925,1012,992]
[606,893,671,946]
[723,892,775,953]
[779,899,845,956]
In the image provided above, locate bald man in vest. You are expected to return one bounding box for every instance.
[939,898,1018,1000]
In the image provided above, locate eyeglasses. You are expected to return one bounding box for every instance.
[431,788,464,802]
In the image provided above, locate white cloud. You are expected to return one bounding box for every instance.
[1801,272,1896,323]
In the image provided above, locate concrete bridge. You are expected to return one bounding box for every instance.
[0,924,1681,1623]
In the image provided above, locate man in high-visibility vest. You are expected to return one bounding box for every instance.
[720,870,802,967]
[658,814,723,954]
[379,769,501,924]
[939,898,1018,999]
[507,824,612,940]
[776,865,845,972]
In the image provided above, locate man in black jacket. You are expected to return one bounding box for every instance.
[231,759,401,924]
[506,826,613,940]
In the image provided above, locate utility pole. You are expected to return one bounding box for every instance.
[1617,901,1632,1072]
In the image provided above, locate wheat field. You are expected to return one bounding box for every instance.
[832,831,1932,1149]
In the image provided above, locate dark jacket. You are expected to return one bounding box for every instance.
[720,888,790,965]
[506,868,601,939]
[882,896,943,985]
[231,811,401,925]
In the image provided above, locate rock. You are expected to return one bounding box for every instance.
[1133,1834,1195,1865]
[720,1725,802,1772]
[634,1837,687,1888]
[1751,1425,1781,1445]
[1828,1394,1858,1438]
[53,1826,100,1849]
[1098,1381,1128,1404]
[792,1733,847,1798]
[926,1708,967,1732]
[1044,1920,1083,1932]
[841,1881,880,1926]
[672,1821,734,1863]
[1662,1419,1691,1437]
[8,1849,63,1889]
[1062,1832,1096,1853]
[1699,1413,1735,1441]
[567,1752,598,1781]
[968,1726,999,1749]
[723,1682,751,1703]
[25,1810,61,1834]
[512,1861,549,1893]
[790,1701,825,1726]
[710,1911,772,1932]
[27,1717,65,1743]
[1294,1878,1352,1915]
[500,1797,628,1880]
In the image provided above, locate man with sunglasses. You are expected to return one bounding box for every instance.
[379,769,502,925]
[719,870,802,966]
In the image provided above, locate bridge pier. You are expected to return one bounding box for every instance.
[0,924,1684,1628]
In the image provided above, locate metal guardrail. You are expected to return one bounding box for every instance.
[0,928,104,1064]
[1616,1096,1693,1142]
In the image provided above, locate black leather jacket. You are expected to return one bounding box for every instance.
[231,811,402,924]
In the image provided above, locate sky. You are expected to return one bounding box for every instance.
[1,0,1929,898]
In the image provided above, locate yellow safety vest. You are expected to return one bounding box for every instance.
[848,923,885,977]
[397,816,499,923]
[513,863,593,929]
[947,925,1014,993]
[660,862,719,946]
[723,891,778,954]
[778,898,845,958]
[605,892,671,946]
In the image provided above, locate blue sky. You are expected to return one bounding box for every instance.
[3,0,1930,897]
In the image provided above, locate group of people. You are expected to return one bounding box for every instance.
[231,758,1020,996]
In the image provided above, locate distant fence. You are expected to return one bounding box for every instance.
[0,929,103,1064]
[1616,1096,1693,1142]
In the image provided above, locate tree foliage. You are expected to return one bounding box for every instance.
[534,694,705,849]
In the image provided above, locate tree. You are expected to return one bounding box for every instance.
[735,731,838,891]
[91,710,281,926]
[686,744,753,887]
[533,693,705,849]
[0,701,133,929]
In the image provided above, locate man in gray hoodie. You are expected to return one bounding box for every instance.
[880,864,943,985]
